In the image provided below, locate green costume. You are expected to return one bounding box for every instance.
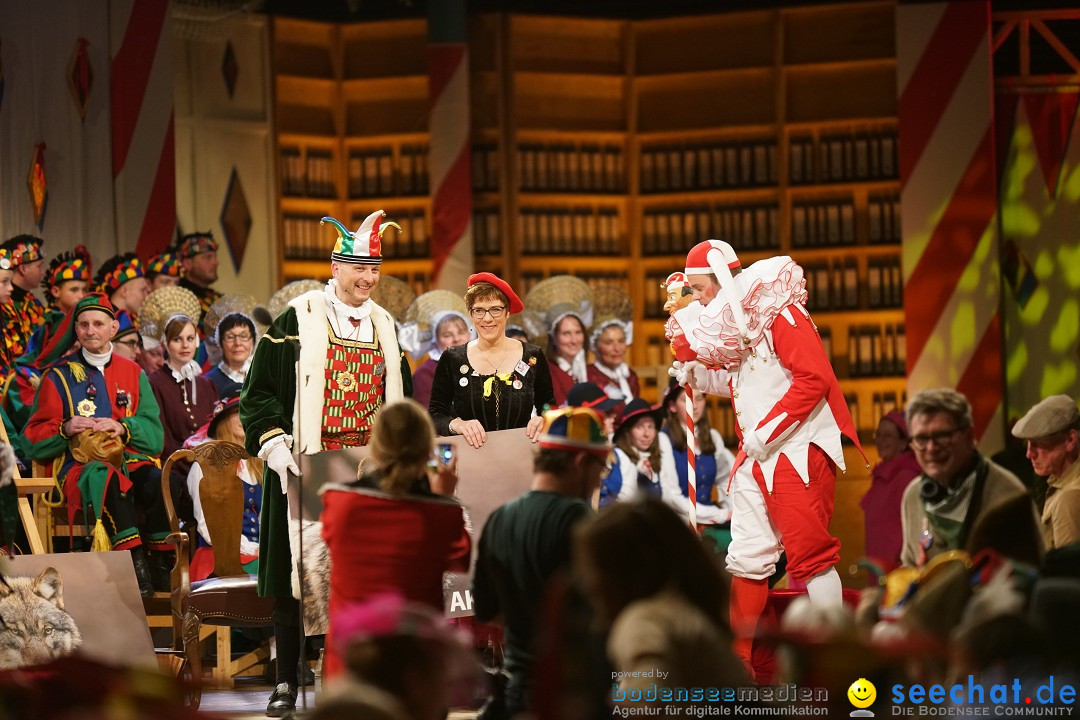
[239,289,411,598]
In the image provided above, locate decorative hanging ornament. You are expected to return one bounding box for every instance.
[27,142,48,229]
[67,37,93,120]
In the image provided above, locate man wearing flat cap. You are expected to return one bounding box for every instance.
[240,209,411,716]
[1013,394,1080,550]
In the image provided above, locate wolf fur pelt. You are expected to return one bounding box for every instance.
[0,441,15,490]
[289,518,330,637]
[0,567,83,669]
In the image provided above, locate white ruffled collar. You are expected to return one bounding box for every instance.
[555,349,588,383]
[593,361,633,402]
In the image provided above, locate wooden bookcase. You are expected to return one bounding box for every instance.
[270,2,905,440]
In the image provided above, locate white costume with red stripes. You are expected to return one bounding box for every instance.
[676,249,864,584]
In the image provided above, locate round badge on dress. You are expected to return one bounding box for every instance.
[459,377,469,387]
[513,379,523,390]
[459,364,469,374]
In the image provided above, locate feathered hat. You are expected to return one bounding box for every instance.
[589,284,634,349]
[522,275,593,347]
[323,210,400,265]
[138,285,201,350]
[398,289,474,361]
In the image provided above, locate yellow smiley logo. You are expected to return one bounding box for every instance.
[847,678,876,709]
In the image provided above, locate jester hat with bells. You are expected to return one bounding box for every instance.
[323,210,401,265]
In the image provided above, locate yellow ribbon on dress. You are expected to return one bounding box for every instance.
[482,373,514,398]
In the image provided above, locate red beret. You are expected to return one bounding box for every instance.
[467,272,524,315]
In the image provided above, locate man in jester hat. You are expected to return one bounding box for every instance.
[239,209,412,716]
[23,293,172,597]
[669,239,864,678]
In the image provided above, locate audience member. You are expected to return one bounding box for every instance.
[111,312,141,362]
[428,273,553,448]
[0,235,47,367]
[24,293,171,595]
[146,249,182,290]
[574,498,748,695]
[321,399,470,680]
[524,275,593,406]
[1011,394,1080,550]
[0,251,14,374]
[900,388,1036,567]
[312,593,477,720]
[93,253,150,324]
[602,398,666,506]
[586,286,638,412]
[203,312,257,399]
[660,379,734,551]
[861,411,923,568]
[398,289,473,409]
[149,314,217,463]
[565,381,619,437]
[472,406,609,717]
[177,232,222,326]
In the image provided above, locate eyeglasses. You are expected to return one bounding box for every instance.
[469,306,506,320]
[910,427,964,451]
[114,338,139,349]
[223,333,253,343]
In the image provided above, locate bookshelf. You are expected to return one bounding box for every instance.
[270,2,904,441]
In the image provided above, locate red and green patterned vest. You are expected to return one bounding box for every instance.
[321,326,385,450]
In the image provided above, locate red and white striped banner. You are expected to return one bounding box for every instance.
[897,1,1003,450]
[110,0,175,260]
[428,0,473,292]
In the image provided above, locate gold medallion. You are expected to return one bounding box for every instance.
[335,370,357,393]
[77,399,97,417]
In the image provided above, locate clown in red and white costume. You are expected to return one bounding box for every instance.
[671,240,864,670]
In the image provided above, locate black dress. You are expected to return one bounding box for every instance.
[428,341,555,436]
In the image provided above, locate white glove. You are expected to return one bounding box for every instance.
[669,360,712,392]
[741,428,770,462]
[669,360,692,386]
[259,434,300,493]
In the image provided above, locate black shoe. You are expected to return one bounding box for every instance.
[266,682,296,717]
[131,547,154,598]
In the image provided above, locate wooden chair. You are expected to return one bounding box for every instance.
[0,420,59,555]
[161,441,274,708]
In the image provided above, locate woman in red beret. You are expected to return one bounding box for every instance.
[428,273,555,448]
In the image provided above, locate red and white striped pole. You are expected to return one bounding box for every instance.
[428,0,473,292]
[684,386,698,530]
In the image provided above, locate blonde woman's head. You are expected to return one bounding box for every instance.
[367,399,436,495]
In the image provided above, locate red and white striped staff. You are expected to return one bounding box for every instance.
[684,386,698,530]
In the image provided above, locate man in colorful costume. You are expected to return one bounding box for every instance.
[239,209,411,716]
[178,232,222,328]
[93,253,150,328]
[146,249,182,290]
[4,248,93,430]
[24,293,172,597]
[0,235,48,372]
[669,239,864,674]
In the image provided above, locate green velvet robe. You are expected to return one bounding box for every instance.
[239,298,412,598]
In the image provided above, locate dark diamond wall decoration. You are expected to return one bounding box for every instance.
[68,37,93,120]
[222,40,238,99]
[220,168,251,271]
